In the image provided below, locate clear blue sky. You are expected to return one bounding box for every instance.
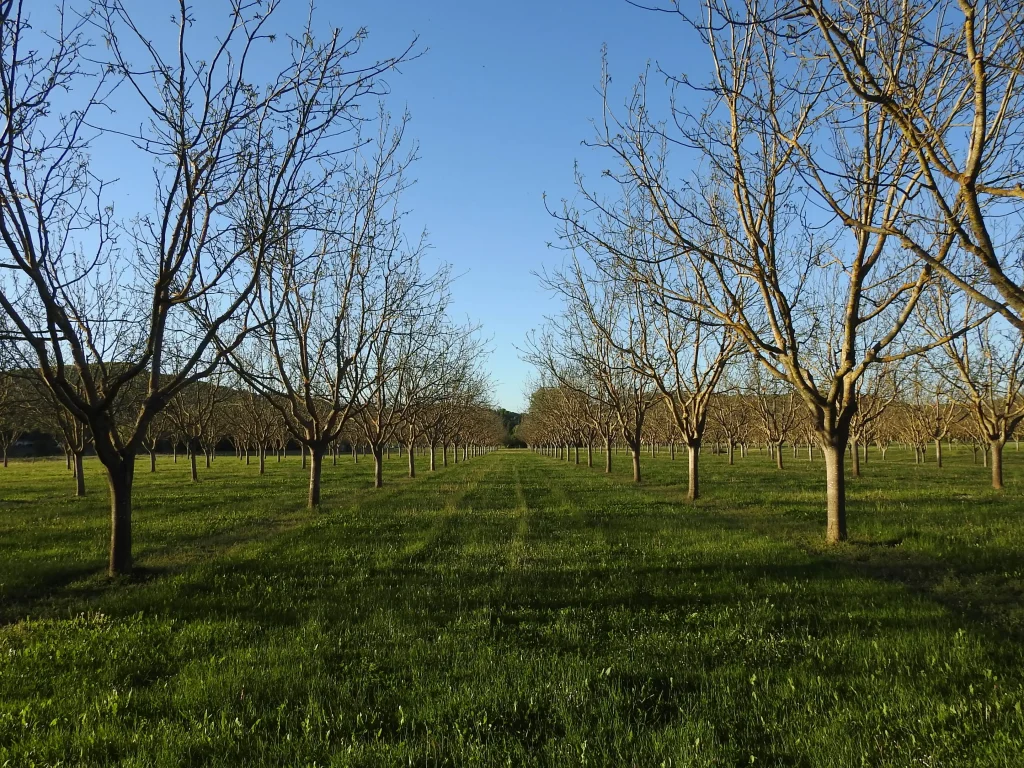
[42,0,706,411]
[335,0,706,410]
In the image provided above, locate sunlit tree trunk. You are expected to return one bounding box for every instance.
[991,438,1005,490]
[687,442,700,501]
[822,439,848,544]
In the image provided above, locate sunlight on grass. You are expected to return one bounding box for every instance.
[1,448,1022,766]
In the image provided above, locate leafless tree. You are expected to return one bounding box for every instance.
[551,180,740,498]
[746,365,800,470]
[229,114,427,505]
[353,256,453,489]
[574,4,963,541]
[165,376,228,482]
[0,0,417,573]
[794,0,1024,333]
[524,281,658,483]
[923,284,1024,488]
[397,324,488,477]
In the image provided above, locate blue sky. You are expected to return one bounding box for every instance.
[333,0,706,410]
[43,0,706,411]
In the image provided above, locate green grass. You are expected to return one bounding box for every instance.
[1,445,1022,766]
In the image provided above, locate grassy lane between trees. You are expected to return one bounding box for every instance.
[1,448,1022,766]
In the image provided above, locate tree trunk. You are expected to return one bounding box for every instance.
[574,444,579,465]
[728,439,735,465]
[301,443,307,469]
[259,446,266,475]
[822,441,848,544]
[631,446,641,483]
[66,451,72,471]
[430,442,437,471]
[587,442,593,468]
[373,446,384,488]
[604,436,612,473]
[850,439,860,478]
[150,450,157,473]
[862,440,868,465]
[190,448,198,482]
[205,450,211,469]
[935,438,943,468]
[687,442,700,501]
[106,459,135,576]
[245,448,250,466]
[807,442,813,461]
[775,441,784,470]
[308,446,324,507]
[408,443,416,478]
[991,439,1005,490]
[74,452,86,497]
[443,443,449,467]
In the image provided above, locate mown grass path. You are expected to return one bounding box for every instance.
[1,448,1022,766]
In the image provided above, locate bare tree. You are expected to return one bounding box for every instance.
[708,391,750,466]
[397,324,487,477]
[229,115,424,505]
[924,286,1024,489]
[552,183,740,499]
[795,0,1024,332]
[746,366,800,470]
[165,376,228,482]
[848,365,898,477]
[575,4,961,541]
[902,362,963,467]
[353,256,453,489]
[524,282,658,483]
[0,368,26,467]
[0,0,417,573]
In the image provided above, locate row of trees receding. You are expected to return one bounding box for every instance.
[525,0,1024,543]
[519,359,1022,483]
[0,0,500,576]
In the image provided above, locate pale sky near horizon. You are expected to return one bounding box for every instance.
[39,0,708,411]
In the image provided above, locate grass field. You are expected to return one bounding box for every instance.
[1,446,1022,766]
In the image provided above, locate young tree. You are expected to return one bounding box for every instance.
[353,256,453,489]
[0,369,26,467]
[552,184,740,499]
[524,286,658,483]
